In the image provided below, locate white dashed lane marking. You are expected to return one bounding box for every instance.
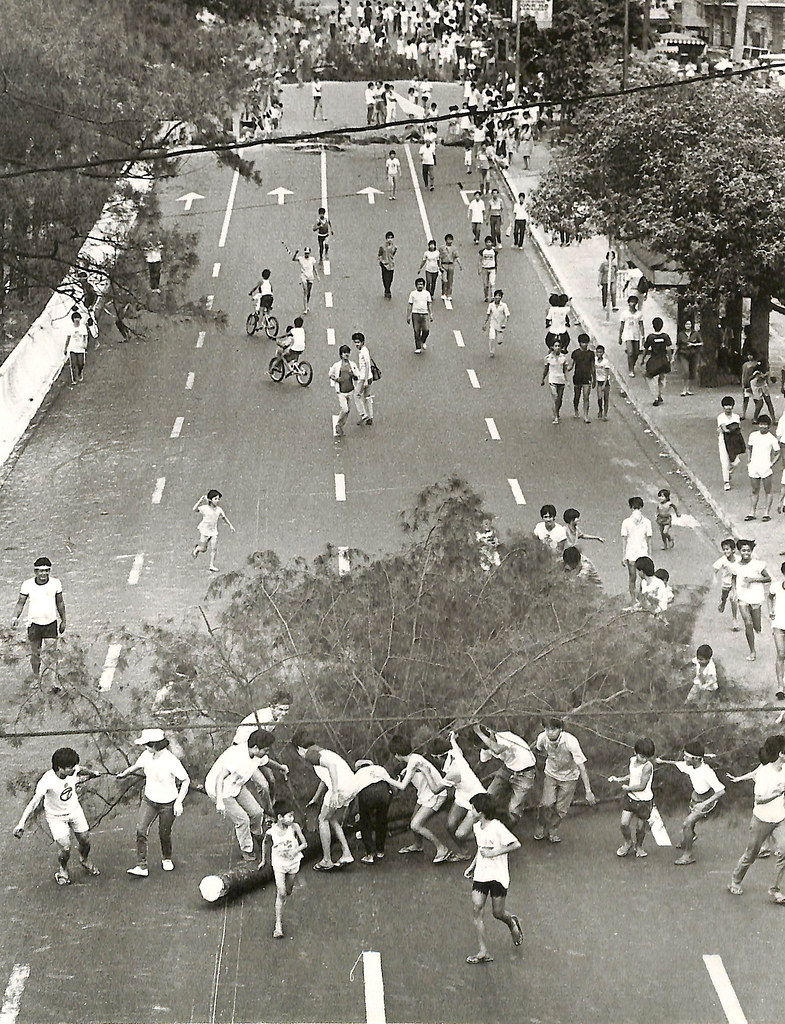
[648,806,672,846]
[151,477,166,504]
[335,473,346,501]
[443,296,453,310]
[323,259,331,276]
[338,547,351,576]
[453,330,465,348]
[212,262,220,278]
[0,963,30,1024]
[362,951,386,1024]
[327,328,336,346]
[170,417,184,439]
[206,295,214,310]
[325,291,334,308]
[127,553,144,586]
[466,369,480,389]
[185,372,195,390]
[98,644,123,692]
[485,417,500,440]
[196,331,205,348]
[507,478,526,505]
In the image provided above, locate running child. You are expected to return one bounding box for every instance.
[192,489,235,572]
[312,207,333,262]
[483,289,510,358]
[563,508,604,547]
[655,488,679,550]
[686,644,718,701]
[463,794,523,965]
[595,343,612,420]
[390,735,465,863]
[260,801,308,937]
[731,539,771,661]
[713,538,739,630]
[656,742,725,866]
[14,747,101,885]
[609,737,655,858]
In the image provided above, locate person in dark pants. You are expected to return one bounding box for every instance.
[352,759,406,864]
[378,231,397,299]
[407,277,433,354]
[11,556,66,680]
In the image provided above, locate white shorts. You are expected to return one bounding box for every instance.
[337,393,352,413]
[47,809,89,844]
[489,325,504,340]
[417,788,448,812]
[748,470,773,481]
[199,528,218,541]
[272,855,302,877]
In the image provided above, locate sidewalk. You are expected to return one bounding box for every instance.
[502,144,784,705]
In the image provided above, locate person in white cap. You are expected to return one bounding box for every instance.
[117,729,190,877]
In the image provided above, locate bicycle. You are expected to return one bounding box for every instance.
[246,303,279,338]
[268,351,313,387]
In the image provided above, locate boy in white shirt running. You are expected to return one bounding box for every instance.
[483,289,510,358]
[656,741,725,865]
[14,747,101,885]
[192,489,235,572]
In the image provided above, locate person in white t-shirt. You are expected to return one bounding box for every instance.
[541,338,573,424]
[418,139,436,190]
[657,741,725,865]
[463,793,522,964]
[745,415,780,520]
[385,148,401,199]
[510,191,527,248]
[769,561,785,701]
[117,729,190,876]
[727,735,785,899]
[467,191,486,244]
[260,801,308,938]
[716,395,743,490]
[63,310,96,385]
[436,731,486,852]
[14,746,101,885]
[192,489,235,572]
[298,740,357,870]
[12,556,66,680]
[620,496,652,602]
[483,289,510,357]
[473,724,536,823]
[285,244,320,314]
[534,718,596,842]
[731,539,772,661]
[407,277,433,354]
[533,503,568,554]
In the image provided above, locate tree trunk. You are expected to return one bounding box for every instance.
[724,292,744,376]
[749,290,771,368]
[699,301,719,387]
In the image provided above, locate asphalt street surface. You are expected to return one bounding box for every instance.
[0,124,776,1024]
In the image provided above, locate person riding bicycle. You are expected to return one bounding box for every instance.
[249,269,274,314]
[275,317,306,366]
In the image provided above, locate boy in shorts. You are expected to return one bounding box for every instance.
[260,801,308,938]
[436,731,486,854]
[390,735,465,863]
[609,737,655,858]
[14,747,100,885]
[713,538,739,630]
[192,489,235,572]
[656,741,725,865]
[463,794,522,964]
[298,740,356,871]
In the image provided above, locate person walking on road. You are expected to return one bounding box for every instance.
[727,735,785,900]
[620,496,652,603]
[407,277,433,354]
[419,138,436,190]
[571,333,595,422]
[534,717,597,843]
[385,149,401,199]
[419,239,443,299]
[145,236,163,292]
[478,236,497,302]
[510,192,527,249]
[64,310,95,386]
[329,345,360,437]
[618,294,645,376]
[483,289,509,358]
[12,556,66,681]
[117,728,190,877]
[541,338,572,425]
[284,244,320,314]
[657,742,725,865]
[643,317,672,406]
[594,344,612,420]
[312,207,333,262]
[468,191,486,244]
[439,234,462,301]
[352,331,374,425]
[463,794,523,965]
[598,251,618,310]
[731,539,771,662]
[745,414,780,521]
[718,395,747,487]
[676,318,703,396]
[487,188,505,249]
[312,76,326,119]
[192,489,235,572]
[378,231,397,299]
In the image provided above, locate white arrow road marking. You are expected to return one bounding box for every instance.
[128,553,144,586]
[327,328,336,346]
[196,331,205,348]
[98,644,123,692]
[466,369,480,389]
[218,169,239,247]
[151,477,166,504]
[703,956,748,1024]
[170,417,184,438]
[212,262,220,278]
[508,478,526,505]
[185,372,195,390]
[335,473,346,501]
[338,547,351,576]
[0,964,30,1024]
[268,187,294,205]
[357,187,384,204]
[460,189,473,206]
[176,192,204,211]
[454,330,465,348]
[362,952,386,1024]
[325,292,333,308]
[485,417,500,440]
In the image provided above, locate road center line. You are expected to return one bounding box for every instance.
[703,955,748,1024]
[338,547,351,576]
[323,258,331,276]
[218,168,239,248]
[196,331,206,348]
[170,416,184,438]
[485,417,500,440]
[151,477,166,504]
[206,294,214,310]
[443,296,453,310]
[466,368,480,389]
[454,330,465,348]
[185,372,195,390]
[0,964,30,1024]
[362,951,386,1024]
[507,478,526,505]
[325,291,334,308]
[327,328,336,346]
[404,143,433,241]
[332,414,341,437]
[127,553,144,586]
[98,644,123,692]
[335,473,346,502]
[320,148,328,213]
[212,262,221,278]
[648,806,672,847]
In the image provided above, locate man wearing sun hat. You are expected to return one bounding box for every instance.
[116,729,190,877]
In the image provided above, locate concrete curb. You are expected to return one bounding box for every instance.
[497,163,737,540]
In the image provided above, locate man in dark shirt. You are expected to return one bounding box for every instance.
[572,333,596,423]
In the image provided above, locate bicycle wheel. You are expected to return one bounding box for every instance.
[264,314,279,339]
[245,313,258,336]
[268,356,285,382]
[295,360,313,387]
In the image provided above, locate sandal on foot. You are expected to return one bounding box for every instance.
[398,844,424,855]
[466,954,494,964]
[763,515,772,522]
[312,861,336,871]
[510,915,523,946]
[744,515,756,521]
[55,870,71,886]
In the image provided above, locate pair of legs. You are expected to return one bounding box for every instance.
[335,392,352,436]
[442,265,455,298]
[739,601,762,659]
[357,781,391,861]
[387,174,397,199]
[468,881,521,963]
[300,277,313,313]
[49,813,98,884]
[549,383,565,424]
[486,767,534,825]
[425,270,439,298]
[751,392,777,422]
[749,473,774,519]
[69,352,85,384]
[446,801,480,852]
[718,437,740,489]
[617,798,651,857]
[316,235,329,261]
[422,164,434,189]
[597,379,610,419]
[536,775,577,841]
[148,260,161,291]
[313,97,324,119]
[133,796,175,871]
[411,312,429,352]
[399,794,464,862]
[658,520,674,550]
[649,372,666,404]
[471,222,482,243]
[481,269,495,301]
[315,797,353,868]
[380,264,394,298]
[626,340,640,375]
[193,530,219,571]
[273,865,298,937]
[680,352,699,395]
[600,283,617,309]
[729,816,785,896]
[675,795,715,864]
[573,383,591,421]
[513,219,526,247]
[223,785,266,857]
[354,384,373,424]
[489,217,502,247]
[27,621,58,678]
[624,560,638,602]
[718,584,739,626]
